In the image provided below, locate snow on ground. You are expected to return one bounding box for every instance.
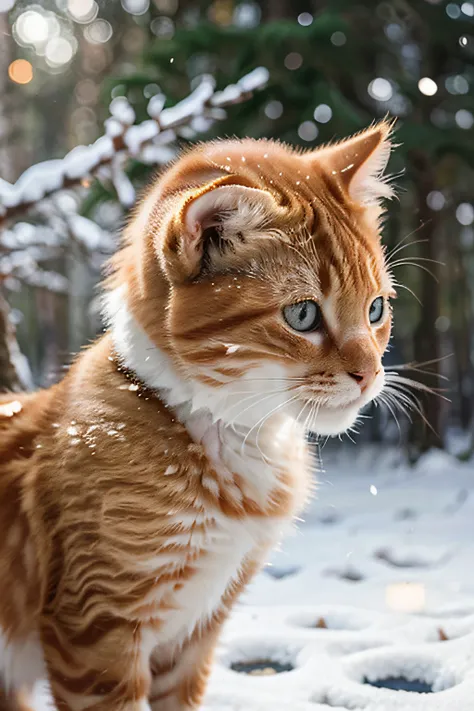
[205,446,474,711]
[31,445,474,710]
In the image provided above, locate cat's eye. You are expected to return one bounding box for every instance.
[283,300,322,332]
[369,296,384,324]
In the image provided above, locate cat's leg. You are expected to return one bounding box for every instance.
[148,630,217,711]
[40,615,153,711]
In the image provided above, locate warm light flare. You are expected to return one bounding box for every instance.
[8,59,33,84]
[385,582,426,613]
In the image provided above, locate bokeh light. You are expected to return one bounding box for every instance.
[445,75,469,94]
[265,100,283,119]
[67,0,98,24]
[435,316,451,333]
[13,5,78,69]
[14,9,49,46]
[0,0,15,10]
[298,121,318,141]
[121,0,150,15]
[313,104,332,123]
[209,0,233,25]
[426,191,445,211]
[45,37,75,67]
[233,1,261,27]
[8,59,33,84]
[385,23,404,42]
[150,17,174,38]
[75,78,99,105]
[446,2,461,18]
[368,77,393,101]
[84,19,113,44]
[455,109,474,129]
[330,31,346,46]
[284,52,303,70]
[297,12,313,26]
[418,77,438,96]
[456,203,474,226]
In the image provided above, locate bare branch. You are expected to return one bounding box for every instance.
[0,68,269,225]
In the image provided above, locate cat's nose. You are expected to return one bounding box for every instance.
[348,370,375,392]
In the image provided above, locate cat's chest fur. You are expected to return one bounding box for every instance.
[141,410,309,646]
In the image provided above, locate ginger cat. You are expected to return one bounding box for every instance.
[0,121,395,711]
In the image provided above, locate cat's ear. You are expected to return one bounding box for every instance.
[308,121,394,206]
[164,180,276,279]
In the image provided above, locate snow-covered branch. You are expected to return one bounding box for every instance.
[0,67,269,222]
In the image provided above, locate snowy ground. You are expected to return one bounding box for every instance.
[205,446,474,711]
[31,445,474,710]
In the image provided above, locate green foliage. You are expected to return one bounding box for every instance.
[107,2,474,167]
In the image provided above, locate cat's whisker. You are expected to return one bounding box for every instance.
[386,238,429,263]
[389,256,444,268]
[383,388,415,422]
[240,394,301,458]
[212,375,306,390]
[254,393,302,458]
[387,363,450,381]
[389,261,439,283]
[385,221,429,259]
[226,389,293,429]
[344,429,357,444]
[295,398,311,431]
[378,392,403,437]
[383,384,440,437]
[385,373,451,401]
[303,400,320,434]
[389,278,422,305]
[388,354,452,372]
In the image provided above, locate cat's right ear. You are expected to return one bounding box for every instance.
[162,180,276,280]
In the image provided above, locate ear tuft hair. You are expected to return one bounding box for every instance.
[307,120,396,207]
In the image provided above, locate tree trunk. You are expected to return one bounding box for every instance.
[0,14,32,393]
[0,290,32,393]
[452,227,472,431]
[0,13,15,182]
[408,150,443,454]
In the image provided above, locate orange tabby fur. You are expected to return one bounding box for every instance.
[0,121,396,710]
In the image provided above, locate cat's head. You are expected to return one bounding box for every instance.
[115,121,396,436]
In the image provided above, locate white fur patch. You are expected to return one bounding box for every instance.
[0,629,45,692]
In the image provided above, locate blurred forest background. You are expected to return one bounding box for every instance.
[1,0,474,456]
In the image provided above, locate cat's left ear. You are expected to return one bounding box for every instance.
[164,179,277,280]
[307,120,395,206]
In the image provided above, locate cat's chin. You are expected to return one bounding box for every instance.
[308,403,362,436]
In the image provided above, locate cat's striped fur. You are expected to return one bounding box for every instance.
[0,121,395,710]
